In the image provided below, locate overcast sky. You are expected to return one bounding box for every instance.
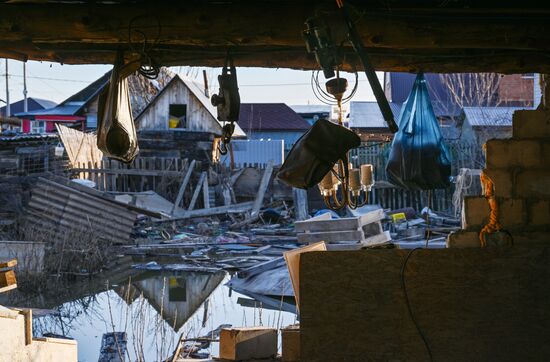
[0,59,381,107]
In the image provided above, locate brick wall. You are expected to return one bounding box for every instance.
[448,109,550,247]
[498,74,534,106]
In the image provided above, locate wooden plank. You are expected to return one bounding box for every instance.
[300,246,550,361]
[251,160,273,218]
[170,160,196,215]
[220,327,277,361]
[202,172,210,209]
[70,167,185,177]
[0,269,17,289]
[187,172,206,211]
[297,230,364,244]
[0,259,17,269]
[170,201,254,221]
[292,188,309,221]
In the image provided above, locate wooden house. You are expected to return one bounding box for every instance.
[15,72,110,133]
[135,74,245,137]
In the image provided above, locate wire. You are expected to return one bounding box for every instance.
[400,248,434,361]
[128,15,162,79]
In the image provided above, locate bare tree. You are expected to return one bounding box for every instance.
[439,73,502,109]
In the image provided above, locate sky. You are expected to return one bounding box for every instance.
[0,59,381,107]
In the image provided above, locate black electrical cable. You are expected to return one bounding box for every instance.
[128,15,162,79]
[400,248,434,362]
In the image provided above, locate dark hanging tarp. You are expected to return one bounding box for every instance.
[385,73,451,190]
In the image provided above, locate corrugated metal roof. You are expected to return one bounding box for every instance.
[0,97,57,117]
[289,105,331,115]
[0,133,59,142]
[26,178,138,244]
[349,101,402,129]
[238,103,311,131]
[463,106,531,127]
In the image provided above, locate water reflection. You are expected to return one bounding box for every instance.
[24,270,297,361]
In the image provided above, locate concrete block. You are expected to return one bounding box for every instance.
[529,200,550,227]
[447,231,481,248]
[462,196,490,230]
[513,110,550,139]
[516,170,550,198]
[282,325,300,362]
[219,327,277,361]
[483,168,513,198]
[485,139,541,168]
[498,198,525,229]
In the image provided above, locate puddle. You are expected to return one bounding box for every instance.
[29,271,297,361]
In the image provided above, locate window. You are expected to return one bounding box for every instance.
[169,104,187,129]
[30,120,45,133]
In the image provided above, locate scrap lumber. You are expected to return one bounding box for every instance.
[170,201,254,221]
[202,172,210,209]
[292,188,309,221]
[294,208,389,245]
[219,327,277,361]
[0,259,17,293]
[171,160,196,214]
[187,171,207,211]
[251,160,274,218]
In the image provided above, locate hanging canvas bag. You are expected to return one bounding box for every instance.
[277,118,361,189]
[385,73,451,190]
[97,51,139,163]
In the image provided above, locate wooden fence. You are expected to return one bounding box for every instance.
[71,157,190,200]
[349,141,484,213]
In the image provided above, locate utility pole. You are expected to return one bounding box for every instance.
[4,59,10,117]
[23,61,28,113]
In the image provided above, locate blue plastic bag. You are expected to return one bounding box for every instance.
[385,73,451,190]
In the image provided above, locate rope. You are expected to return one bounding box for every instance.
[479,170,501,247]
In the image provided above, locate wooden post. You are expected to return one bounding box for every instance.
[170,160,196,214]
[251,160,274,218]
[187,171,206,211]
[293,188,309,221]
[202,172,210,209]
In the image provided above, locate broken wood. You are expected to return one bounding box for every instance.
[292,188,309,221]
[251,160,274,218]
[187,171,206,211]
[220,327,277,361]
[202,172,210,209]
[170,201,254,221]
[171,160,196,214]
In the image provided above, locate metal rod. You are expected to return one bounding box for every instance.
[23,61,28,113]
[338,1,399,133]
[5,59,10,117]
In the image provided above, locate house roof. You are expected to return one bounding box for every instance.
[237,103,311,132]
[387,72,464,117]
[16,71,111,118]
[0,97,57,117]
[463,106,532,127]
[348,101,402,129]
[135,74,246,137]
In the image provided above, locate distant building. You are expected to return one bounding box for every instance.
[16,71,111,133]
[237,103,310,153]
[0,97,57,132]
[348,101,401,142]
[290,104,331,125]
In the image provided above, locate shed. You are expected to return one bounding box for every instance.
[462,106,532,143]
[135,74,245,138]
[348,101,402,141]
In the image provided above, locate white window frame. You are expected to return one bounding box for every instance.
[30,120,46,133]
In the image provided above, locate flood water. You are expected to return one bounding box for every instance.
[23,271,297,361]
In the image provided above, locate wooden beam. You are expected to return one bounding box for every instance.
[170,201,254,220]
[0,2,550,72]
[187,171,206,212]
[170,160,195,214]
[251,160,274,218]
[202,172,210,209]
